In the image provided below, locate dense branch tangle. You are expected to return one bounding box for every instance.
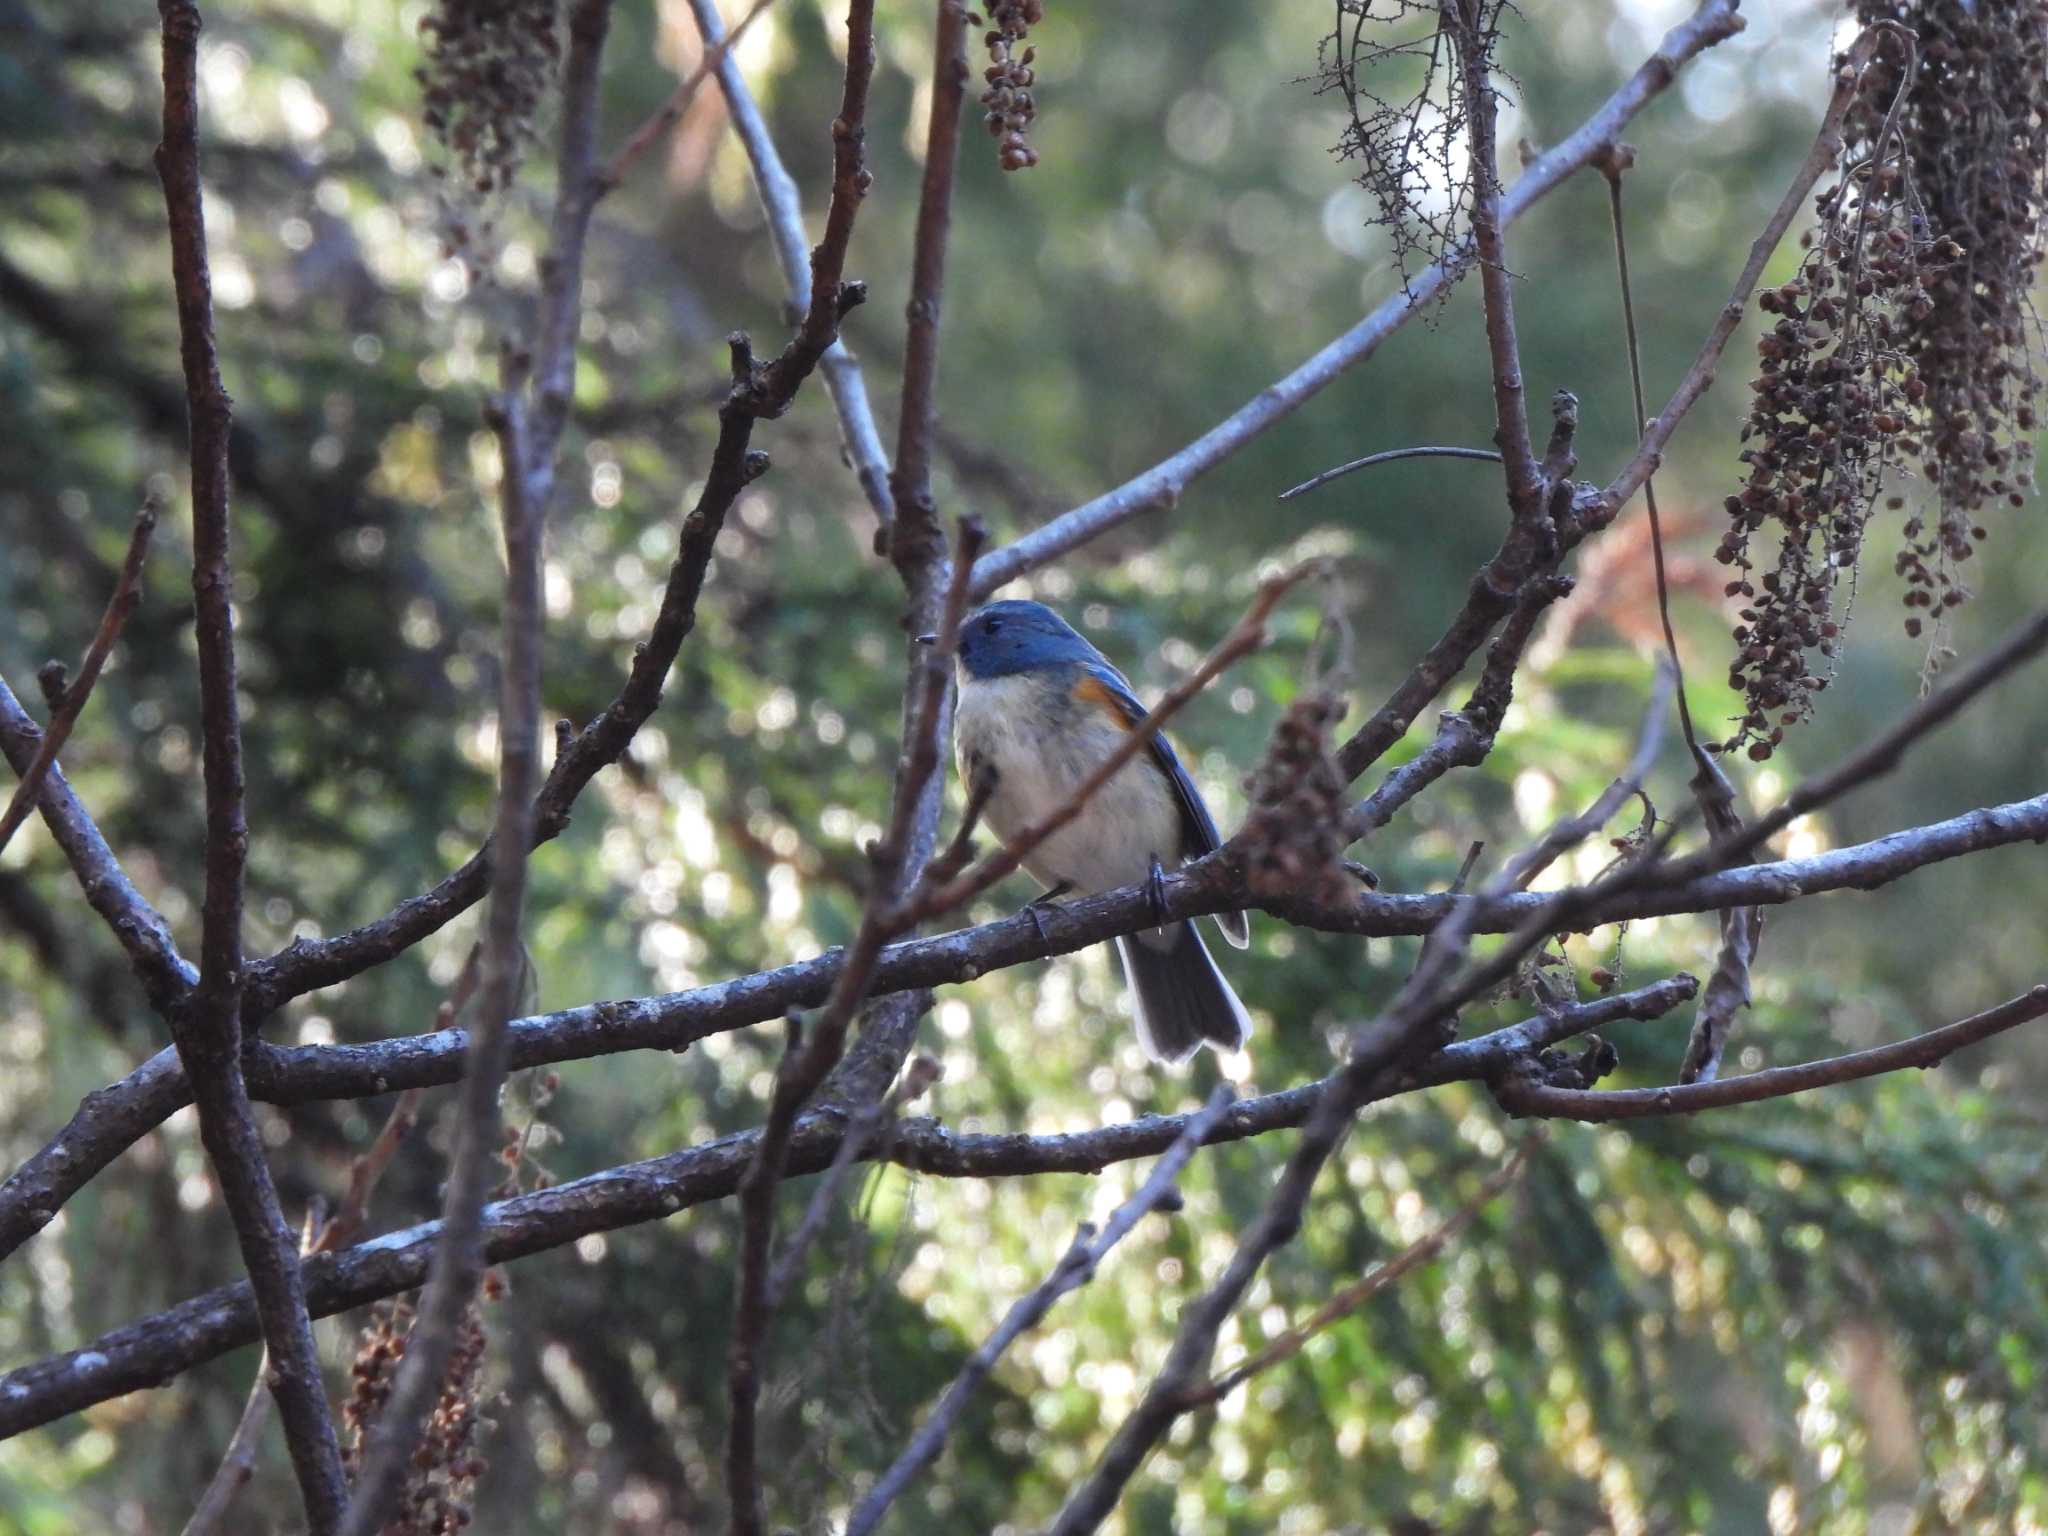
[4,1,2046,1532]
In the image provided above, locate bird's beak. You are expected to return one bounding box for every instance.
[915,632,938,647]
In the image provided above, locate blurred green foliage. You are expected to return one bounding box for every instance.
[0,0,2044,1532]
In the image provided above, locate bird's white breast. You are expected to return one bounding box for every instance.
[953,671,1185,896]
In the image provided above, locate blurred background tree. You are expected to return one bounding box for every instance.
[0,0,2043,1531]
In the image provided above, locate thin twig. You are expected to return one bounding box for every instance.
[844,1087,1238,1536]
[1443,0,1544,527]
[1277,445,1502,502]
[1497,985,2048,1120]
[154,4,347,1526]
[1342,572,1572,842]
[179,1201,326,1536]
[1502,661,1673,893]
[335,396,552,1536]
[886,0,971,578]
[1599,149,1701,751]
[1182,1133,1543,1409]
[599,0,782,190]
[0,499,157,856]
[684,0,895,530]
[1329,392,1588,787]
[0,675,195,1007]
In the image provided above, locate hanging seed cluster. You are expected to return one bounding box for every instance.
[343,1283,505,1534]
[418,0,561,200]
[1716,43,1951,760]
[977,0,1044,172]
[1854,0,2046,640]
[1239,690,1354,908]
[1719,4,2047,758]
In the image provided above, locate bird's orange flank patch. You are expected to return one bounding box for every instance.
[1070,673,1135,728]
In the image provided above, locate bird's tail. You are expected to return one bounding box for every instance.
[1113,922,1251,1065]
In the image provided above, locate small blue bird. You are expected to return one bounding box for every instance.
[950,600,1251,1063]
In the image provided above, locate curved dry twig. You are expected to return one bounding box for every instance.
[0,499,157,856]
[1277,444,1502,502]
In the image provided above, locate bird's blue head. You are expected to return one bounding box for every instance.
[953,600,1096,680]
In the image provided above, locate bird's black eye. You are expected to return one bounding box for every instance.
[985,618,1003,635]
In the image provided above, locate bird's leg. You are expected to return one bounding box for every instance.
[1024,879,1074,945]
[1146,854,1172,926]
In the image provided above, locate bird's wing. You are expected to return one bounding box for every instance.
[1068,660,1223,858]
[1068,659,1249,947]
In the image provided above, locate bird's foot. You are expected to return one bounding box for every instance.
[1024,880,1074,945]
[1146,855,1171,925]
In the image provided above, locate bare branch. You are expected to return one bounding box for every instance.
[1442,0,1544,524]
[722,511,980,1536]
[1182,1133,1543,1410]
[11,783,2047,1262]
[844,1086,1239,1536]
[154,4,346,1524]
[0,498,157,856]
[0,675,195,1009]
[967,0,1745,597]
[685,0,895,530]
[1342,572,1572,841]
[1046,677,1669,1536]
[0,980,1697,1436]
[0,1044,190,1258]
[1277,445,1502,502]
[1496,985,2048,1120]
[724,9,967,1519]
